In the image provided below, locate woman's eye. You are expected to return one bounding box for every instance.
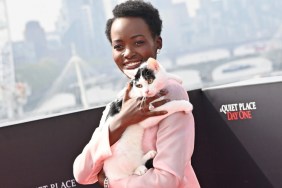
[148,79,153,84]
[113,44,123,50]
[135,41,144,46]
[136,84,142,88]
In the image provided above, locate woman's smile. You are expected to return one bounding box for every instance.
[123,61,143,69]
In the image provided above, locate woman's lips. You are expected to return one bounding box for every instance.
[124,61,142,69]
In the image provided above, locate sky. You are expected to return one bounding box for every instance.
[6,0,62,41]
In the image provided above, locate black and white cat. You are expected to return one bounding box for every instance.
[101,58,193,181]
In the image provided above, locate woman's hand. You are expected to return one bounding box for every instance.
[120,83,169,126]
[108,83,169,145]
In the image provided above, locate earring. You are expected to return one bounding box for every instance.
[157,49,161,54]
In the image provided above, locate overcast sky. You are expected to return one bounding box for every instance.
[6,0,62,41]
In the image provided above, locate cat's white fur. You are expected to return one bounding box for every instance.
[102,58,193,181]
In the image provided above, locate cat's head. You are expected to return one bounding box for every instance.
[130,58,167,98]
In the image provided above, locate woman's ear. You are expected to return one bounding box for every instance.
[156,36,162,50]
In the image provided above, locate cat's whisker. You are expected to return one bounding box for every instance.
[140,97,147,111]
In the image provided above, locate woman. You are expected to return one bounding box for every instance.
[73,1,200,187]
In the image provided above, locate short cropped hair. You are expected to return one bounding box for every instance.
[105,0,163,43]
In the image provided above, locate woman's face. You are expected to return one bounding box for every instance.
[110,17,162,75]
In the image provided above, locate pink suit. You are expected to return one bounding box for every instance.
[73,80,200,188]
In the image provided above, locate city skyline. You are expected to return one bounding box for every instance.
[1,0,282,121]
[6,0,201,41]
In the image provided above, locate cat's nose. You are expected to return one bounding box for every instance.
[145,90,153,97]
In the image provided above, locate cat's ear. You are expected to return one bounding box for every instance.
[147,58,160,71]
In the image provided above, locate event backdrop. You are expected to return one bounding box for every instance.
[191,79,282,188]
[0,78,281,188]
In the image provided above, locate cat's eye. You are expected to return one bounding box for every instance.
[135,84,142,88]
[148,79,154,84]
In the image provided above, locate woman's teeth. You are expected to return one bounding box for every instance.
[125,62,140,68]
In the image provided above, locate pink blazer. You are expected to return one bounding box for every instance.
[73,80,200,188]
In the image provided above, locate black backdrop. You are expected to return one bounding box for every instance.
[0,80,281,188]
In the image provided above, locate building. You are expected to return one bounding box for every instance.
[24,21,48,60]
[0,0,17,119]
[57,0,110,62]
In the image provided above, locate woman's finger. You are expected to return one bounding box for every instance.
[146,110,168,117]
[123,82,132,102]
[151,99,170,108]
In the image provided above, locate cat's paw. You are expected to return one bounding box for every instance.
[143,150,157,161]
[134,165,148,176]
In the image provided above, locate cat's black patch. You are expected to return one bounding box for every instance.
[106,99,122,120]
[145,158,154,169]
[134,67,155,81]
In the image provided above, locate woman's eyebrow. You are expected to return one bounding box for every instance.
[112,34,144,43]
[131,34,144,39]
[113,39,121,42]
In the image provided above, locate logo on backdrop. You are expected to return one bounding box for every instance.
[219,102,257,121]
[36,179,77,188]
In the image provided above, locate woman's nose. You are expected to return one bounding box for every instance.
[123,47,135,58]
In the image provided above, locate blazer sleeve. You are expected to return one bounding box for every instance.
[73,111,112,184]
[109,81,198,187]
